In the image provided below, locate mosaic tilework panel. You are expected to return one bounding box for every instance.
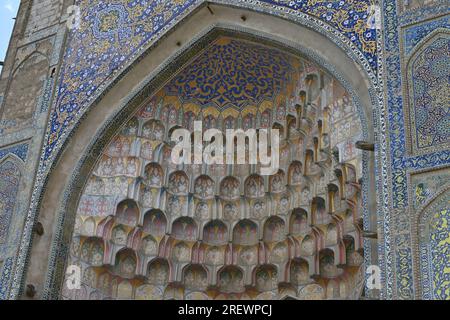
[46,0,196,160]
[0,144,29,163]
[430,208,450,300]
[44,0,378,163]
[164,37,299,111]
[384,3,450,210]
[382,1,450,299]
[407,34,450,152]
[258,0,378,68]
[417,188,450,300]
[396,246,414,299]
[403,14,450,55]
[0,257,13,300]
[411,168,450,209]
[0,161,21,244]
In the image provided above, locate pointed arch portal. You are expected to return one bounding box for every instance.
[18,4,380,300]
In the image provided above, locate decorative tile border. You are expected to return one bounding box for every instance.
[402,15,449,56]
[0,257,13,300]
[398,1,449,26]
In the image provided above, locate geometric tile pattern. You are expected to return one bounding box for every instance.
[412,168,450,209]
[0,144,29,163]
[381,0,450,299]
[417,187,450,300]
[403,14,449,55]
[430,207,450,300]
[406,34,450,152]
[0,257,14,300]
[0,160,21,244]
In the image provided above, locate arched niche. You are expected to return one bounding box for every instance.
[289,208,309,236]
[343,235,363,267]
[301,234,316,257]
[220,176,240,200]
[143,163,164,188]
[263,216,286,243]
[203,220,228,246]
[255,264,278,292]
[312,197,328,225]
[147,258,170,285]
[80,237,105,267]
[111,224,128,246]
[140,234,158,257]
[218,265,244,293]
[142,209,167,237]
[142,119,165,141]
[114,248,137,279]
[21,5,379,299]
[288,161,303,186]
[233,219,258,246]
[121,117,139,137]
[0,156,22,245]
[183,264,208,291]
[172,217,197,242]
[244,174,265,199]
[194,175,215,200]
[115,199,139,227]
[290,258,310,286]
[405,29,450,155]
[168,170,189,196]
[319,248,337,278]
[414,186,450,300]
[269,170,286,194]
[171,241,192,265]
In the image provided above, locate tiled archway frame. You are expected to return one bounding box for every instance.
[0,146,29,300]
[11,4,385,300]
[411,182,450,299]
[403,28,450,156]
